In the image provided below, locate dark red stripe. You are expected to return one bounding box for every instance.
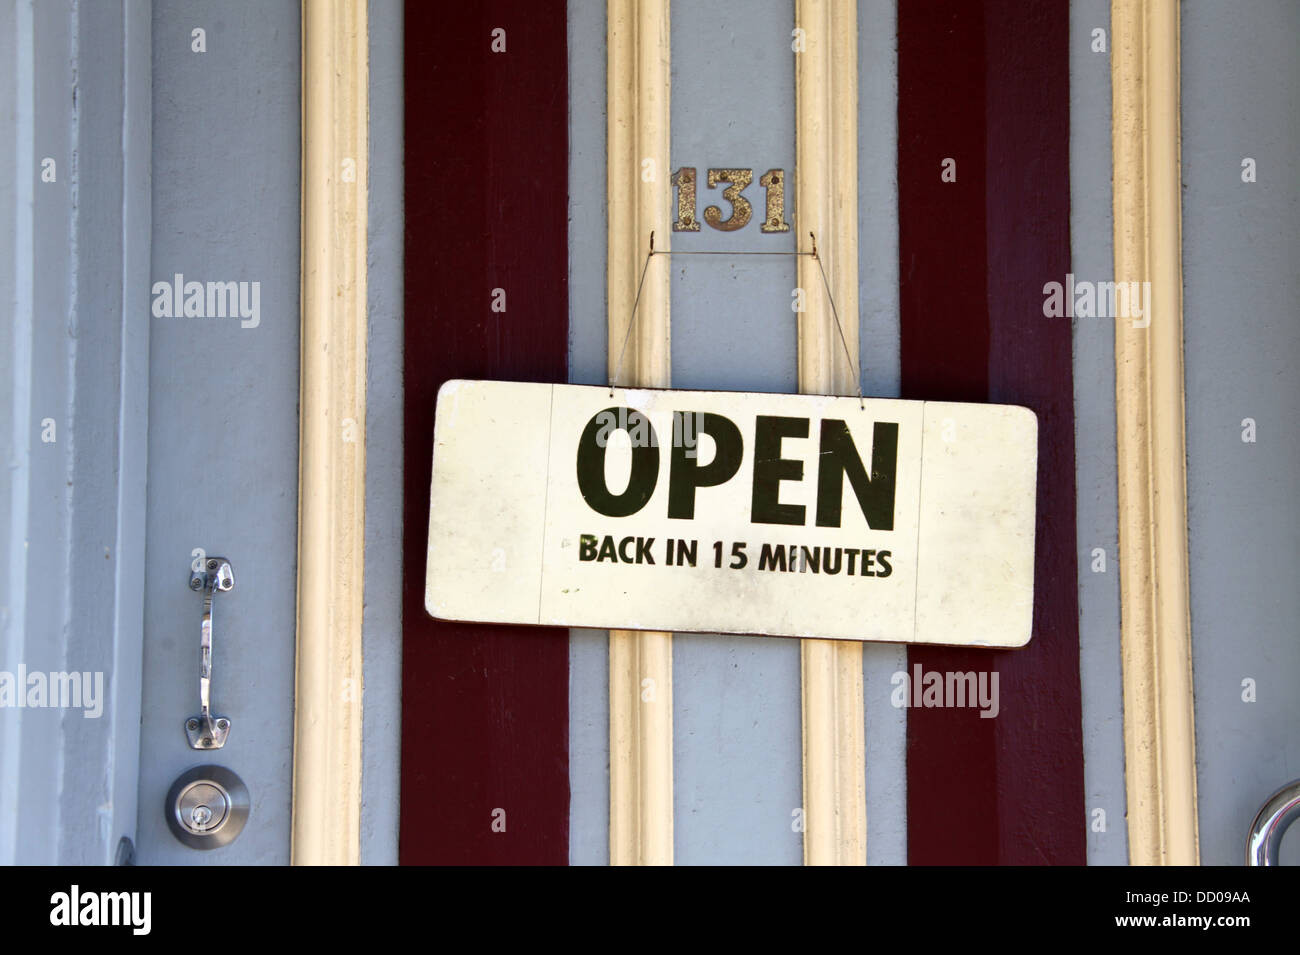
[401,0,570,864]
[899,0,996,865]
[900,0,1084,865]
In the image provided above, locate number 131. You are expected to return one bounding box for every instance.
[671,167,791,234]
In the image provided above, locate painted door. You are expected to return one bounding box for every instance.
[4,0,1293,868]
[132,0,405,865]
[399,0,1300,866]
[132,0,302,864]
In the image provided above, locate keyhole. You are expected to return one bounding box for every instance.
[191,805,213,828]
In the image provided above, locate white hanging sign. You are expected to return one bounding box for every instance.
[425,380,1037,646]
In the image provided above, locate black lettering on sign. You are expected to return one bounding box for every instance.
[668,412,743,519]
[666,538,699,566]
[815,420,898,530]
[576,407,660,517]
[751,415,808,526]
[876,550,892,577]
[576,406,901,530]
[578,533,657,564]
[758,542,788,571]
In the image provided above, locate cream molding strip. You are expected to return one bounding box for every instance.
[607,0,674,866]
[292,0,368,866]
[795,0,867,866]
[1111,0,1199,865]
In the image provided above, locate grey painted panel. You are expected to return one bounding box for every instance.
[136,0,301,864]
[669,1,797,396]
[1,0,151,865]
[0,0,24,861]
[361,0,404,867]
[567,0,610,866]
[669,0,802,866]
[1,0,72,865]
[672,633,801,865]
[1069,0,1127,865]
[568,626,610,865]
[111,0,154,869]
[1183,0,1300,867]
[567,0,608,392]
[63,0,153,867]
[857,0,905,867]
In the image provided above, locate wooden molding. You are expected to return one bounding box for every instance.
[1111,0,1199,865]
[607,0,673,866]
[795,0,866,866]
[292,0,368,866]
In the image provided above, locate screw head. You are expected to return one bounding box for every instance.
[186,719,199,731]
[207,559,218,570]
[216,719,228,730]
[189,577,202,591]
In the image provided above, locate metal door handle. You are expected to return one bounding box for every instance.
[1246,779,1300,865]
[186,557,234,749]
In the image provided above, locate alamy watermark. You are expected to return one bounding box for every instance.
[1042,273,1151,328]
[593,407,704,456]
[0,666,104,718]
[50,885,150,935]
[891,664,999,718]
[151,273,261,328]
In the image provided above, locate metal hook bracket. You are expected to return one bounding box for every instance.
[608,231,863,407]
[186,557,234,750]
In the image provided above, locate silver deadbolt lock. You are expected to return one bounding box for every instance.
[165,765,250,850]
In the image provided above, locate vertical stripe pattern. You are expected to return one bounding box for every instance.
[294,0,368,866]
[1111,0,1198,865]
[795,0,867,866]
[899,0,1085,866]
[607,0,675,866]
[400,0,571,865]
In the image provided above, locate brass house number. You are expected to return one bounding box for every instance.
[671,167,791,234]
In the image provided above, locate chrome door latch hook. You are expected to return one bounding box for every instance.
[1247,778,1300,865]
[186,557,234,749]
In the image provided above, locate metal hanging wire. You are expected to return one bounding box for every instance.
[610,231,864,408]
